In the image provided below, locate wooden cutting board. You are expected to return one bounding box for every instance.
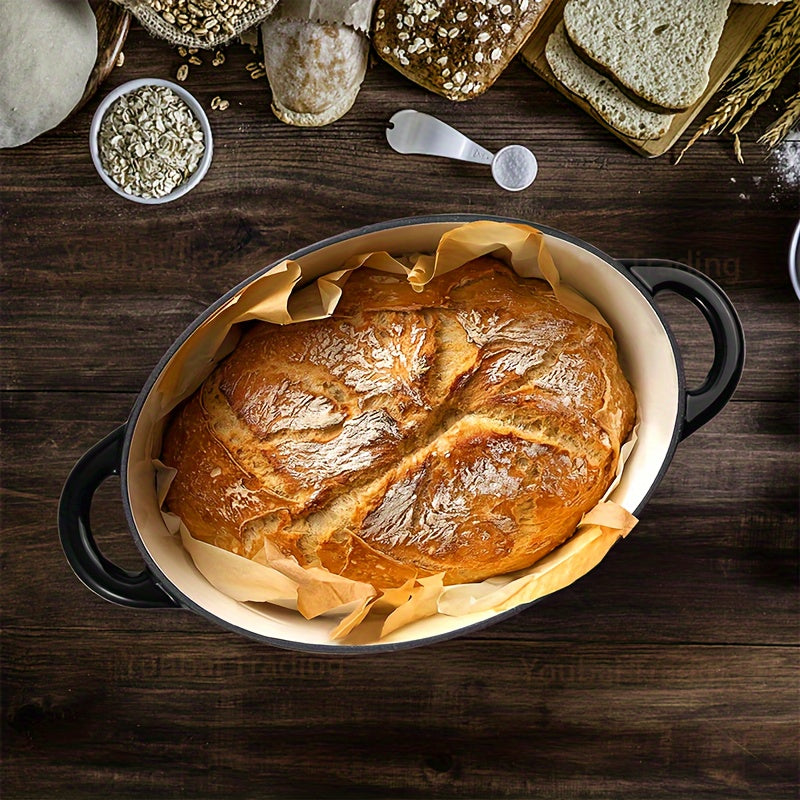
[74,0,132,114]
[521,1,783,158]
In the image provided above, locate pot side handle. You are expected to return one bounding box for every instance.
[58,424,179,609]
[619,259,745,440]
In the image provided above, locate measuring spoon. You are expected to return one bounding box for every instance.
[386,109,538,192]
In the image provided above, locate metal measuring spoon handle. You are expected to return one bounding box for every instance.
[386,109,537,192]
[387,109,494,165]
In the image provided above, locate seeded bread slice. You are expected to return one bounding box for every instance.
[372,0,553,101]
[545,22,673,140]
[563,0,731,112]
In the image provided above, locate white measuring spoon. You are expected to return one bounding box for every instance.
[386,109,538,192]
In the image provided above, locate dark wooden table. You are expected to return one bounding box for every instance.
[2,26,798,800]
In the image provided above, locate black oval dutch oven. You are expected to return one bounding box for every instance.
[59,215,745,652]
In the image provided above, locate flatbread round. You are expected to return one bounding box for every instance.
[0,0,97,148]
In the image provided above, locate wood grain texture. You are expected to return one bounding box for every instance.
[1,26,797,800]
[3,631,798,799]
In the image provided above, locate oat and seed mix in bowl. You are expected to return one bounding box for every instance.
[97,84,206,200]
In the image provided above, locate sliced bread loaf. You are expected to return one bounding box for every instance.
[545,21,674,140]
[563,0,731,112]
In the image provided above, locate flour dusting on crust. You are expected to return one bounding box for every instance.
[162,257,636,585]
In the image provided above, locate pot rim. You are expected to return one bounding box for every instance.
[117,215,694,652]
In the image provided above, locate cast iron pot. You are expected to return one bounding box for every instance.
[59,215,745,652]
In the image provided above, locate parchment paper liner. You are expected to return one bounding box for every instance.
[149,221,639,642]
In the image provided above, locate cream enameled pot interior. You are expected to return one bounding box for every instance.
[125,221,680,648]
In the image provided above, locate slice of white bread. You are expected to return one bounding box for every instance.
[563,0,732,112]
[545,21,674,140]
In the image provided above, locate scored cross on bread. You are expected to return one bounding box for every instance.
[162,258,636,588]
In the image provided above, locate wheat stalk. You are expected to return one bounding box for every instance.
[758,91,800,150]
[729,48,800,137]
[724,2,800,93]
[733,133,744,165]
[675,2,800,164]
[675,95,748,164]
[725,45,800,134]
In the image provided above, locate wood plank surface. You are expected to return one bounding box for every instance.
[1,25,797,800]
[3,631,797,799]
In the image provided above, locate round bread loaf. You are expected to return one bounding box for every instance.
[162,257,636,588]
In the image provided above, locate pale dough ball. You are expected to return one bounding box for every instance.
[0,0,97,148]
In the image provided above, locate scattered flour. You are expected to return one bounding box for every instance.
[769,141,800,202]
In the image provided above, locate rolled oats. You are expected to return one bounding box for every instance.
[97,85,206,199]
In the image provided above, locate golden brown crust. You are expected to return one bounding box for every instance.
[162,257,636,588]
[371,0,554,101]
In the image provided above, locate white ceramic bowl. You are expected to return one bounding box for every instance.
[89,78,213,205]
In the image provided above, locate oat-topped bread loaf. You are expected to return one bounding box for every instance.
[563,0,731,112]
[162,257,636,589]
[372,0,553,101]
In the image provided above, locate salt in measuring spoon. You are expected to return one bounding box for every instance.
[386,109,538,192]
